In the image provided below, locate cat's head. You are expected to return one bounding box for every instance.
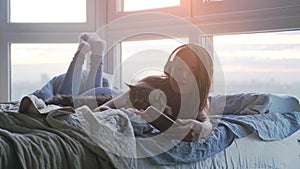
[125,82,171,115]
[126,82,153,110]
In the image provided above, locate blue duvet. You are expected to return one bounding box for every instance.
[145,111,300,165]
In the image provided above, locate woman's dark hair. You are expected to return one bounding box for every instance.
[167,44,213,112]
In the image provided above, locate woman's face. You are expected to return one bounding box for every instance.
[169,50,200,94]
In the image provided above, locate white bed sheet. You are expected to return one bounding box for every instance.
[137,130,300,169]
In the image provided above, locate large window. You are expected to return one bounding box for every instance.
[1,0,300,101]
[10,0,86,23]
[0,0,100,101]
[10,43,78,100]
[214,30,300,99]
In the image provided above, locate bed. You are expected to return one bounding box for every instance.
[0,93,299,169]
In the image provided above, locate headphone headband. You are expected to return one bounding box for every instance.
[164,45,188,74]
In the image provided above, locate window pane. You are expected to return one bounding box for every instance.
[10,0,86,23]
[10,43,78,101]
[123,0,180,12]
[213,30,300,99]
[120,38,188,90]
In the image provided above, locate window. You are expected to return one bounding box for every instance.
[191,0,300,35]
[123,0,180,12]
[117,38,188,90]
[1,0,300,102]
[108,0,188,21]
[0,0,101,101]
[2,0,96,32]
[10,0,86,23]
[213,30,300,99]
[10,43,78,101]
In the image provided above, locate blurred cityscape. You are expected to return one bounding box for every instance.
[11,31,300,101]
[12,64,300,101]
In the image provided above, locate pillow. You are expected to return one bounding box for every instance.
[209,93,271,115]
[209,93,300,115]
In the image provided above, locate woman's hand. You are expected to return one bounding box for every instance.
[165,119,212,142]
[129,107,213,142]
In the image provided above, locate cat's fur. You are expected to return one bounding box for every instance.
[45,94,112,109]
[126,82,173,117]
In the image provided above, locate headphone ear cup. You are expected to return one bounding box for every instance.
[164,61,173,75]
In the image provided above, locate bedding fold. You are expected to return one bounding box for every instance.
[0,95,136,169]
[0,110,114,169]
[138,112,300,165]
[124,93,300,165]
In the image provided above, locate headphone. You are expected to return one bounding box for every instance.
[164,44,213,77]
[164,45,186,75]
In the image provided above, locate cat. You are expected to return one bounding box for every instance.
[44,94,112,109]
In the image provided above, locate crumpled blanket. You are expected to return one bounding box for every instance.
[143,112,300,165]
[209,93,300,115]
[0,95,137,169]
[209,93,272,115]
[75,106,137,169]
[122,93,300,165]
[0,101,20,112]
[18,94,74,114]
[0,110,113,169]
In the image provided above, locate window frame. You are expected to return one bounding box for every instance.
[2,0,97,32]
[0,0,105,101]
[1,0,300,101]
[190,0,300,35]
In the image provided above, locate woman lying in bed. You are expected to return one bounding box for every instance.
[102,44,214,142]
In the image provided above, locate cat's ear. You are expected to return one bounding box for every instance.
[124,82,136,89]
